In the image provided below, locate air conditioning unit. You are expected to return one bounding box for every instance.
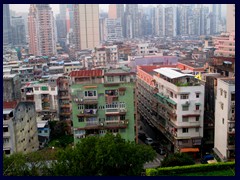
[186,100,189,104]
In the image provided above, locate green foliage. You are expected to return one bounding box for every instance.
[146,162,235,176]
[161,153,195,167]
[4,133,156,176]
[48,135,73,148]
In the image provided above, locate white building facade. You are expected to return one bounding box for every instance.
[213,78,235,161]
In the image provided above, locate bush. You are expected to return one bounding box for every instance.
[161,153,195,167]
[146,162,235,176]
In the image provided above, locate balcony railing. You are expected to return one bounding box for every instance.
[105,108,127,114]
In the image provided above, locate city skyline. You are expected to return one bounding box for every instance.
[9,4,227,16]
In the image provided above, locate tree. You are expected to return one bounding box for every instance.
[4,133,156,176]
[49,133,156,176]
[161,152,195,167]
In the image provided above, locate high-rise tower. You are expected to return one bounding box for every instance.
[3,4,12,45]
[73,4,100,50]
[28,4,56,56]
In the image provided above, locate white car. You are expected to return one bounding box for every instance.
[145,137,153,145]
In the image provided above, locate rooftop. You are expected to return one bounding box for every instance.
[220,78,235,85]
[69,69,103,77]
[154,68,194,79]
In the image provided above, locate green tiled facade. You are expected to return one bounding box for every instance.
[71,82,135,144]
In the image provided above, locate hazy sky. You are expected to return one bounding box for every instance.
[10,4,226,16]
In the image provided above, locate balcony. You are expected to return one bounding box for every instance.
[105,119,129,129]
[60,111,71,116]
[78,109,98,117]
[105,108,127,115]
[42,98,50,102]
[60,104,70,108]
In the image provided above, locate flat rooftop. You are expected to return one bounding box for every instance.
[221,78,235,85]
[154,68,194,79]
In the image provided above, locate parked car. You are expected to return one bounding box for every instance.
[138,132,147,141]
[145,137,153,145]
[201,154,214,164]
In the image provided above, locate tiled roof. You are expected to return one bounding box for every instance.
[69,69,103,77]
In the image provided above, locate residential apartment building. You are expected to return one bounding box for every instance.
[11,16,27,46]
[137,66,204,153]
[3,102,39,155]
[94,45,118,67]
[73,4,100,50]
[3,4,12,45]
[104,18,123,42]
[213,32,235,58]
[28,4,57,56]
[213,78,235,161]
[69,69,136,144]
[226,4,235,33]
[21,81,59,121]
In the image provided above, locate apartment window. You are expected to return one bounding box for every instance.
[51,87,55,91]
[196,116,199,121]
[78,104,84,110]
[196,93,200,98]
[222,118,224,124]
[35,87,39,91]
[196,105,200,110]
[120,75,126,82]
[107,76,114,82]
[182,117,188,122]
[182,105,189,111]
[220,103,224,110]
[224,91,227,98]
[170,91,173,98]
[44,130,48,133]
[120,115,125,120]
[195,128,199,132]
[3,138,9,144]
[4,150,10,155]
[220,88,223,96]
[231,93,235,101]
[84,90,97,97]
[182,128,188,133]
[78,117,84,122]
[232,109,235,114]
[3,127,8,132]
[180,94,189,99]
[39,130,42,133]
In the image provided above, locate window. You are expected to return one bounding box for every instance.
[39,130,42,133]
[120,115,125,120]
[180,94,189,99]
[196,93,200,98]
[44,130,48,133]
[182,117,188,122]
[224,91,227,98]
[51,87,55,91]
[222,118,224,124]
[195,128,199,132]
[107,76,114,82]
[182,105,189,111]
[3,138,9,144]
[78,117,84,122]
[196,116,199,121]
[85,90,97,97]
[221,103,224,110]
[78,104,84,110]
[120,75,126,82]
[3,127,8,132]
[220,88,223,96]
[35,87,39,91]
[196,105,200,110]
[170,91,173,98]
[231,93,235,101]
[182,128,188,133]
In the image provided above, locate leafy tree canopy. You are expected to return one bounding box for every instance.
[4,133,156,176]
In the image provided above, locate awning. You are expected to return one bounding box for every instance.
[166,98,177,105]
[180,148,199,153]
